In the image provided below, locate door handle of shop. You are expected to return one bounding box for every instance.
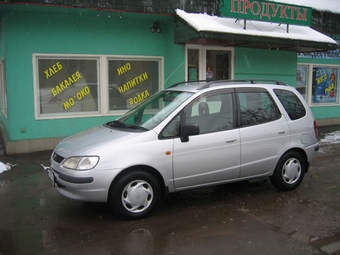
[226,139,237,143]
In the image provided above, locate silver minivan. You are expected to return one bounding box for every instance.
[48,80,319,219]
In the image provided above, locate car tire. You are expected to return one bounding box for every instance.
[270,151,306,191]
[109,170,161,220]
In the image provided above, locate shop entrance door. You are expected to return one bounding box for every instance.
[205,49,231,81]
[187,46,233,81]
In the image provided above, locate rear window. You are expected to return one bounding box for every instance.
[274,89,306,120]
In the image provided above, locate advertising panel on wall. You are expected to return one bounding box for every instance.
[298,49,340,60]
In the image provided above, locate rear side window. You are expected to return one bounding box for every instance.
[274,89,306,120]
[238,91,281,126]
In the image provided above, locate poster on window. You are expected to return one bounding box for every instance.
[312,67,338,104]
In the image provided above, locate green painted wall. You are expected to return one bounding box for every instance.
[234,47,297,86]
[311,105,340,119]
[1,4,337,146]
[1,6,185,141]
[0,11,10,143]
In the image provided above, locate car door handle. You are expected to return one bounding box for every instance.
[279,131,286,134]
[226,139,237,143]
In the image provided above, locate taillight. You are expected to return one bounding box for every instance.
[313,121,318,139]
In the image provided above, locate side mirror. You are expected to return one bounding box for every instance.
[180,123,199,142]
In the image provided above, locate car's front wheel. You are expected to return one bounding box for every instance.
[109,170,161,220]
[270,151,306,191]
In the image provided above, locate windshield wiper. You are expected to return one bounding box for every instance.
[105,120,148,131]
[105,120,128,128]
[127,125,148,131]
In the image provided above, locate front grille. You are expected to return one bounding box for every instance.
[53,152,65,163]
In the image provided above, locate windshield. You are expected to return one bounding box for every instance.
[107,90,193,131]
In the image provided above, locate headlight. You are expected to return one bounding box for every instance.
[62,156,99,170]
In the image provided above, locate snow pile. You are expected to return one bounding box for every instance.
[0,162,16,174]
[175,9,337,45]
[320,131,340,144]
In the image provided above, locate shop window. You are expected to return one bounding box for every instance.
[36,57,99,116]
[297,64,339,105]
[312,67,338,104]
[0,59,7,117]
[34,55,162,119]
[108,59,160,110]
[296,65,308,100]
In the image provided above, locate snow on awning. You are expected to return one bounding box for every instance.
[175,9,338,53]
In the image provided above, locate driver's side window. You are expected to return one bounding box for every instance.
[185,92,234,134]
[160,91,234,138]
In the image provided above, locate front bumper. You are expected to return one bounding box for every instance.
[47,164,119,202]
[52,168,93,184]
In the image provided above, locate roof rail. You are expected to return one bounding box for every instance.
[169,79,287,89]
[199,79,287,89]
[168,80,209,88]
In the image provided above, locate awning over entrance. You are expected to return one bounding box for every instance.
[175,9,338,53]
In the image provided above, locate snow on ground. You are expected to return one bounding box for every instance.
[0,162,14,174]
[320,130,340,144]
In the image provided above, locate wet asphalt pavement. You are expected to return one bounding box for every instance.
[0,128,340,255]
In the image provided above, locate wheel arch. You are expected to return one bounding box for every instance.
[281,148,309,172]
[108,165,167,201]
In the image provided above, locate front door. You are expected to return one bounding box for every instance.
[173,90,241,189]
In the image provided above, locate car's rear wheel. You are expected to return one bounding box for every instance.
[109,170,161,220]
[270,151,306,191]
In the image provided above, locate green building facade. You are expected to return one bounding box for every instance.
[0,1,339,154]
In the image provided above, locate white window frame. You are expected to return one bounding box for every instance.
[33,54,164,120]
[0,58,7,118]
[296,64,309,101]
[297,63,340,106]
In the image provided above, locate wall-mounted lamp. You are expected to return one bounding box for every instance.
[119,13,123,19]
[150,22,162,33]
[97,11,101,17]
[108,12,111,18]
